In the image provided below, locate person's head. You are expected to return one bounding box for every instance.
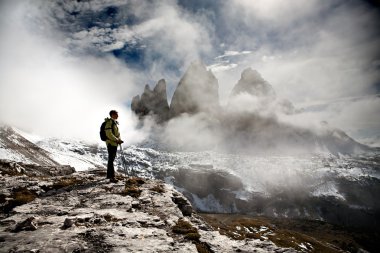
[109,110,118,120]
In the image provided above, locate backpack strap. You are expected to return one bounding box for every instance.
[105,119,116,136]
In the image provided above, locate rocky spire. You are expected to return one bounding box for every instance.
[169,61,220,118]
[230,68,276,98]
[131,79,170,123]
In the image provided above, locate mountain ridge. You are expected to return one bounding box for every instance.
[131,61,371,155]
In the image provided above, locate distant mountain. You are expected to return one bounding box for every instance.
[131,61,219,121]
[35,138,108,171]
[169,61,219,118]
[228,67,295,115]
[131,62,370,155]
[230,68,276,98]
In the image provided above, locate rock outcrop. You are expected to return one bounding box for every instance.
[0,162,296,252]
[169,61,220,118]
[131,79,170,123]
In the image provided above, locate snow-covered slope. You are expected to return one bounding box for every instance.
[34,136,378,230]
[3,127,379,231]
[35,138,107,171]
[0,127,59,166]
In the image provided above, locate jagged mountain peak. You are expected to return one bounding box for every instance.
[181,60,216,83]
[144,84,151,91]
[153,79,167,94]
[241,68,263,81]
[169,61,219,117]
[231,67,276,97]
[132,79,170,123]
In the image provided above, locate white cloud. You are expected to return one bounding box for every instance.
[1,0,379,146]
[210,1,380,140]
[229,0,323,27]
[132,1,213,70]
[71,25,137,52]
[0,1,143,143]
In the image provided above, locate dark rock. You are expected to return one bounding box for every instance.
[172,194,193,216]
[174,167,243,200]
[131,201,141,209]
[63,218,75,229]
[12,217,38,232]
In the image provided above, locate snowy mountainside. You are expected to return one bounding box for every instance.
[3,128,380,231]
[117,147,380,230]
[0,127,59,166]
[35,138,107,171]
[38,137,379,230]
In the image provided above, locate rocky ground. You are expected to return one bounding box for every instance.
[0,160,297,253]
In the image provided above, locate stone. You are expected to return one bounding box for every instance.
[63,218,75,229]
[13,217,38,232]
[172,195,193,216]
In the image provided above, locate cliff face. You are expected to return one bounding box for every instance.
[169,61,219,118]
[131,61,219,122]
[131,79,170,123]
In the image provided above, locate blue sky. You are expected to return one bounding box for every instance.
[0,0,379,144]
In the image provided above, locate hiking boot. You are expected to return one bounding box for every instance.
[109,178,118,183]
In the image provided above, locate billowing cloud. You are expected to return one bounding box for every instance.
[209,0,380,142]
[0,0,379,145]
[0,1,142,142]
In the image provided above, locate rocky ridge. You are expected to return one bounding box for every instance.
[0,161,296,253]
[130,62,370,155]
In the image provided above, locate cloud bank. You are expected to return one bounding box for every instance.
[0,1,142,142]
[210,0,380,142]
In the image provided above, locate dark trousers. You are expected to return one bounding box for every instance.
[107,144,118,179]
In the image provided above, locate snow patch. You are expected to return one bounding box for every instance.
[312,181,345,200]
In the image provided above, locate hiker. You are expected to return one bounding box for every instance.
[104,110,123,182]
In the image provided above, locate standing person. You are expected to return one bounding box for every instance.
[104,110,123,182]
